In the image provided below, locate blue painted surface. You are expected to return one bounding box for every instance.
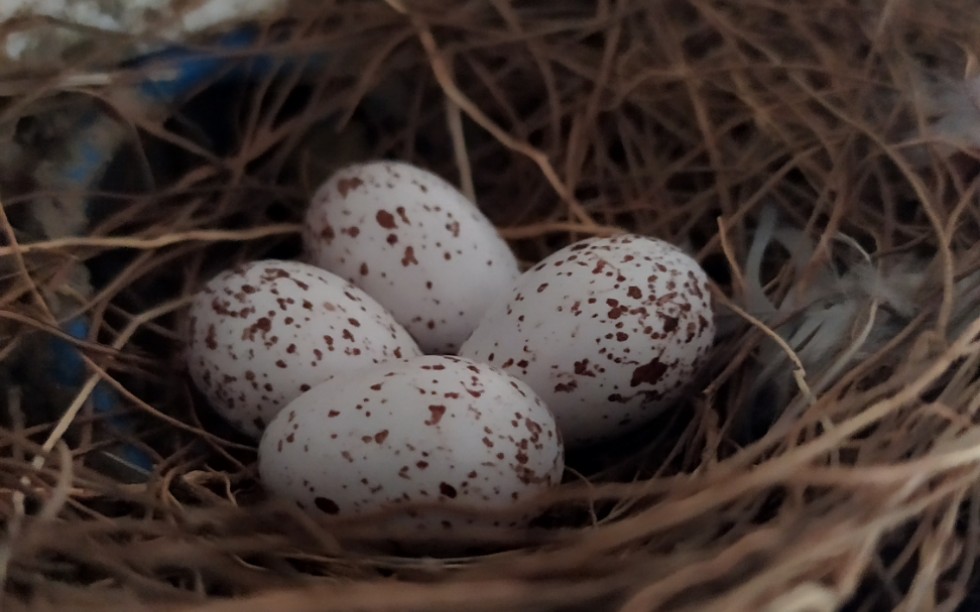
[48,316,154,471]
[131,27,328,102]
[63,136,116,188]
[134,27,260,102]
[51,318,90,385]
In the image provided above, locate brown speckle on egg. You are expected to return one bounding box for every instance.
[377,210,397,229]
[426,405,446,425]
[401,246,418,266]
[439,482,458,499]
[336,177,363,197]
[314,497,340,514]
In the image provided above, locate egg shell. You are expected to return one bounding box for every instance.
[186,259,422,438]
[258,355,564,533]
[458,234,715,448]
[302,160,520,354]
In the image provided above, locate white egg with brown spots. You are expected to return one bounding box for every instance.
[185,259,422,438]
[459,234,715,448]
[302,160,520,354]
[258,355,564,534]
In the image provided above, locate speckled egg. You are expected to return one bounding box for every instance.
[186,259,422,438]
[458,234,715,448]
[302,160,520,354]
[258,355,564,533]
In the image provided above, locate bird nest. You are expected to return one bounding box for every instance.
[2,1,980,610]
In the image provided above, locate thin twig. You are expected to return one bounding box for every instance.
[0,225,302,257]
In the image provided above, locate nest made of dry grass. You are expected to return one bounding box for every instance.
[2,1,980,610]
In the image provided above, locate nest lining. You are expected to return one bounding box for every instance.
[1,1,980,611]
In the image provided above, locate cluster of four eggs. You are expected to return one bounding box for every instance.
[185,160,715,533]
